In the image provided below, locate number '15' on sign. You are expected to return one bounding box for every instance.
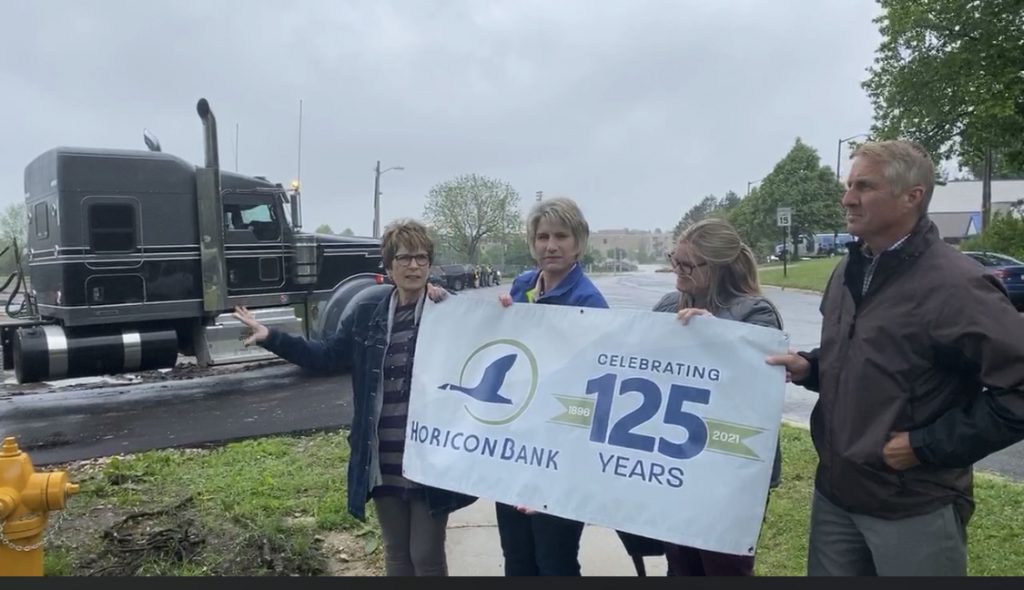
[586,373,711,460]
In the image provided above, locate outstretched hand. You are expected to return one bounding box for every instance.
[232,306,269,346]
[498,293,514,308]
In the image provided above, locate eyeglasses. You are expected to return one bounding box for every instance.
[667,253,708,276]
[394,253,430,267]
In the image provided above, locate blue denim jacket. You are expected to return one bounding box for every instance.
[262,285,476,521]
[509,262,609,308]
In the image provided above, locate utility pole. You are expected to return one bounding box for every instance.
[746,178,763,198]
[982,146,993,231]
[297,100,303,190]
[234,123,239,171]
[373,160,381,238]
[372,161,405,239]
[836,138,842,182]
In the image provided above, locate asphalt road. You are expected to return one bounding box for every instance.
[2,268,1022,479]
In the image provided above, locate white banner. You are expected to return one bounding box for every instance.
[405,296,787,556]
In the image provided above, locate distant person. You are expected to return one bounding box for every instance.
[496,197,608,575]
[233,219,474,576]
[767,140,1024,576]
[653,217,784,576]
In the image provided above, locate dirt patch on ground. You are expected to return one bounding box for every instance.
[321,531,385,576]
[43,456,384,577]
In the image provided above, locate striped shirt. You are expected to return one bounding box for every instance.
[861,233,912,296]
[372,301,422,499]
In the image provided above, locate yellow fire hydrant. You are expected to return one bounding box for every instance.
[0,436,78,576]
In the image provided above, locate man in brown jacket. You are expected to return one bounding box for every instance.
[768,140,1024,576]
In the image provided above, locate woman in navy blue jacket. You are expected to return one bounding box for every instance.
[497,197,608,576]
[233,219,474,576]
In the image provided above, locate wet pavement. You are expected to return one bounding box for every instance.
[2,268,1022,479]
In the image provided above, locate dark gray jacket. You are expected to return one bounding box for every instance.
[798,216,1024,522]
[653,291,784,488]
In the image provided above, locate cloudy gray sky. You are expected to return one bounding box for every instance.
[2,0,882,235]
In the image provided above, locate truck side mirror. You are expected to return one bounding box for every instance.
[289,189,302,231]
[143,129,162,152]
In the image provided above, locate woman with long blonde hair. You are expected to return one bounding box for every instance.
[653,217,783,576]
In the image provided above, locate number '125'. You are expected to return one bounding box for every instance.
[586,373,710,460]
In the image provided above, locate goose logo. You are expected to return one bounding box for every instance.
[438,339,539,425]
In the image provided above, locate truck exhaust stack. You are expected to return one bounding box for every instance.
[194,98,228,313]
[196,98,218,170]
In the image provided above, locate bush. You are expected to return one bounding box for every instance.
[960,211,1024,259]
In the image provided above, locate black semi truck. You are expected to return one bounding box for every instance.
[2,98,385,384]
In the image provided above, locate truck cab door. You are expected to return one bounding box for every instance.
[222,193,286,295]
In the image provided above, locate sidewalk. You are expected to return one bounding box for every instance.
[445,499,668,576]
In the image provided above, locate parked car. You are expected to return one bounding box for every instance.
[427,266,446,287]
[433,264,474,291]
[963,251,1024,310]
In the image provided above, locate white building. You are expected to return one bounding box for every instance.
[927,179,1024,242]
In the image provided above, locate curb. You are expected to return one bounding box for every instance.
[761,284,824,297]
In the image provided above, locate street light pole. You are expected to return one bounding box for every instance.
[373,161,381,238]
[746,178,763,197]
[372,161,404,238]
[837,133,871,181]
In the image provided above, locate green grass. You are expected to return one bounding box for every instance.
[756,425,1024,575]
[758,257,841,293]
[41,426,1024,576]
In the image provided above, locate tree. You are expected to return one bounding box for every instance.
[423,174,522,263]
[863,0,1024,177]
[672,195,719,241]
[581,246,605,268]
[502,234,534,270]
[960,151,1024,181]
[728,139,844,258]
[718,191,742,213]
[635,235,653,263]
[0,203,27,275]
[671,191,743,242]
[340,227,355,236]
[314,224,334,235]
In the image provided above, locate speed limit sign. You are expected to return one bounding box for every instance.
[776,207,792,227]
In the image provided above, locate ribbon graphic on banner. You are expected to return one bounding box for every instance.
[548,395,595,428]
[704,419,766,460]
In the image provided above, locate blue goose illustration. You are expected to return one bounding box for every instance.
[439,353,518,405]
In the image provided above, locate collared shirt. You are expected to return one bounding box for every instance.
[860,233,912,296]
[510,262,609,308]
